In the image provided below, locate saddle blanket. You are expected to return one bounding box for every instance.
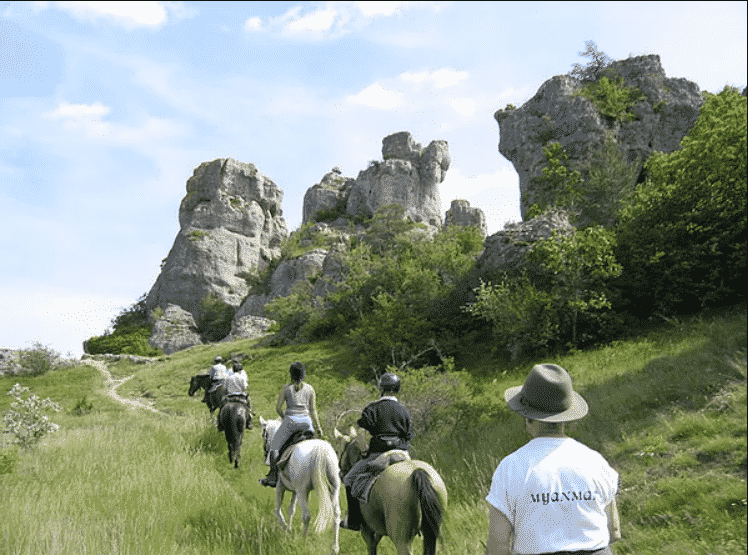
[277,430,316,469]
[350,449,411,503]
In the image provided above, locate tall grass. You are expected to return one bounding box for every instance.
[1,307,745,554]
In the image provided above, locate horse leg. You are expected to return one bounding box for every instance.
[286,490,298,531]
[275,484,288,529]
[297,489,312,536]
[361,526,382,555]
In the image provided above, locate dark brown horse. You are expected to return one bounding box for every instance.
[188,374,226,413]
[218,400,250,468]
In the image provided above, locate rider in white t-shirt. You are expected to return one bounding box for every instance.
[486,364,621,555]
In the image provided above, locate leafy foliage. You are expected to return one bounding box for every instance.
[574,75,645,123]
[18,342,59,376]
[197,293,236,342]
[84,294,162,356]
[528,226,622,346]
[3,383,61,448]
[526,142,583,219]
[616,87,747,317]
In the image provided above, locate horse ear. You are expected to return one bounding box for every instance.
[333,428,343,440]
[349,426,357,439]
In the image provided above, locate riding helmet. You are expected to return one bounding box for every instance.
[378,372,401,393]
[214,355,223,363]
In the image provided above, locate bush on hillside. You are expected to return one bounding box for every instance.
[18,342,60,376]
[197,293,236,343]
[84,294,162,357]
[3,383,61,448]
[615,87,747,318]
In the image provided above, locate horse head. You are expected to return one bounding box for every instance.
[188,375,199,396]
[333,425,363,476]
[259,416,281,461]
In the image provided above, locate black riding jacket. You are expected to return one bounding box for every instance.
[357,397,413,454]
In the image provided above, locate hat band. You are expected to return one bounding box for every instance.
[519,392,571,413]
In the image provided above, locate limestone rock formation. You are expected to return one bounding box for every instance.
[145,158,288,323]
[476,210,574,280]
[149,304,202,355]
[223,315,275,342]
[346,131,449,227]
[495,54,704,219]
[444,199,487,236]
[302,168,355,225]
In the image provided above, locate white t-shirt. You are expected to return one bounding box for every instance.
[225,370,248,395]
[486,437,618,555]
[209,363,230,381]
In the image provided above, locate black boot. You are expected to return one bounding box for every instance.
[260,450,279,487]
[340,486,362,531]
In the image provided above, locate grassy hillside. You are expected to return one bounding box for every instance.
[1,306,746,555]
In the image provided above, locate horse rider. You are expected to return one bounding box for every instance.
[208,355,231,395]
[485,364,621,555]
[225,361,248,401]
[260,361,323,488]
[340,372,413,531]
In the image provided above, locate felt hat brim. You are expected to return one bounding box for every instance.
[504,385,589,422]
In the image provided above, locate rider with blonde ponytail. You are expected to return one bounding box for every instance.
[260,361,323,487]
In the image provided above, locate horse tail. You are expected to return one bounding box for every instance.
[310,443,338,534]
[412,468,443,555]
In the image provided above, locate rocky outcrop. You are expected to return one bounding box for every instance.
[495,54,704,220]
[223,315,275,342]
[445,200,487,236]
[476,210,574,280]
[346,131,449,227]
[302,167,355,225]
[145,158,288,322]
[149,304,203,355]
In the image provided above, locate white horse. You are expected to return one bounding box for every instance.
[259,416,341,555]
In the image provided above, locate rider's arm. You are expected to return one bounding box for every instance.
[486,505,513,555]
[308,386,323,434]
[275,386,286,418]
[606,498,621,543]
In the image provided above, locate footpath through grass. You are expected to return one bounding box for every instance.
[1,307,745,554]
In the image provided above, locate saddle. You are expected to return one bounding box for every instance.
[277,429,316,470]
[349,449,411,503]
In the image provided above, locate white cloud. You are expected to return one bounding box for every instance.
[399,68,470,89]
[356,1,403,17]
[244,16,263,31]
[451,97,476,118]
[53,1,169,27]
[47,101,110,120]
[431,68,469,88]
[347,83,404,110]
[285,7,338,33]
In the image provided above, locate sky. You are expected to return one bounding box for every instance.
[1,1,745,358]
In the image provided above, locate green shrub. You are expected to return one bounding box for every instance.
[197,293,236,343]
[18,342,59,376]
[528,142,583,218]
[616,87,747,317]
[573,75,645,123]
[3,384,61,448]
[70,395,94,416]
[84,326,162,356]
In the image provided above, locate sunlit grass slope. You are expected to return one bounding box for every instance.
[1,307,745,555]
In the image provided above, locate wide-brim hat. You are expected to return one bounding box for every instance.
[504,364,588,422]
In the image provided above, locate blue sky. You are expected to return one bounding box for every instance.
[1,1,745,357]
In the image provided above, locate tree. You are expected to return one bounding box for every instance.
[526,142,583,220]
[569,40,614,82]
[528,225,622,346]
[616,87,747,317]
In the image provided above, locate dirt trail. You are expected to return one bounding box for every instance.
[82,359,161,414]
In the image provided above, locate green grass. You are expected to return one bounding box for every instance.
[1,307,746,554]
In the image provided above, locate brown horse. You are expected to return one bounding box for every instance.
[188,374,226,413]
[335,426,447,555]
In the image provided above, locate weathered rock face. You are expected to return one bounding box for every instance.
[223,315,275,343]
[145,158,288,321]
[149,304,202,355]
[346,131,449,227]
[476,210,574,280]
[495,54,704,219]
[302,168,355,225]
[445,199,487,237]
